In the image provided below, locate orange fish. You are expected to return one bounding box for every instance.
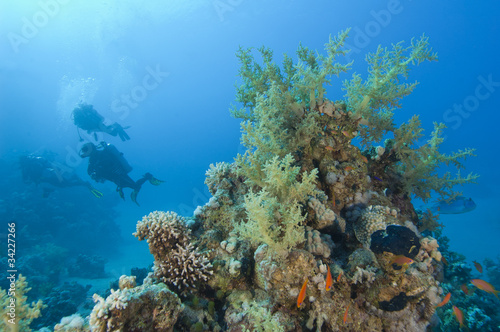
[471,279,500,299]
[341,130,351,138]
[331,193,336,207]
[452,306,466,329]
[337,271,343,283]
[390,255,414,267]
[325,266,333,291]
[343,303,350,324]
[325,146,334,151]
[435,293,451,307]
[297,279,308,308]
[344,166,354,172]
[441,256,448,266]
[473,260,483,273]
[360,155,368,163]
[461,284,469,295]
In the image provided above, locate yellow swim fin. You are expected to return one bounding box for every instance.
[89,187,103,198]
[131,190,140,206]
[149,176,164,186]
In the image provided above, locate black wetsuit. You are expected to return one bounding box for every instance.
[87,145,145,190]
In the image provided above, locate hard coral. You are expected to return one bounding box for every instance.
[89,280,183,332]
[134,211,212,293]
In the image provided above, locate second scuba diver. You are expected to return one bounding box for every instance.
[79,142,163,205]
[20,155,103,198]
[72,103,130,141]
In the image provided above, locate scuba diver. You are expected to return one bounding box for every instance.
[72,103,130,141]
[79,142,163,205]
[19,155,103,198]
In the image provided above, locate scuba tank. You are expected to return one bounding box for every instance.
[100,143,133,174]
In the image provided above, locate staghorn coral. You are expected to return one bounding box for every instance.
[89,279,183,332]
[0,274,46,332]
[134,211,212,293]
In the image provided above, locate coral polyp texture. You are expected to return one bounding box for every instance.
[30,30,481,331]
[133,211,213,292]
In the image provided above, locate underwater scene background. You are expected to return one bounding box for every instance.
[1,1,499,331]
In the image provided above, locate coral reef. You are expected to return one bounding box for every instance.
[37,31,484,331]
[89,276,183,331]
[134,211,213,293]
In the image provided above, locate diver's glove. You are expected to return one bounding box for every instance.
[144,173,164,186]
[131,190,140,206]
[89,187,103,198]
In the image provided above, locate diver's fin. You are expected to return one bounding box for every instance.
[117,187,125,200]
[89,187,103,198]
[131,190,140,206]
[145,173,164,186]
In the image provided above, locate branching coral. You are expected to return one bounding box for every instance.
[235,154,318,259]
[134,211,212,293]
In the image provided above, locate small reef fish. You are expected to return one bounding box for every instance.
[461,284,469,295]
[325,265,333,291]
[325,146,334,151]
[341,130,351,138]
[441,256,449,266]
[390,255,414,268]
[344,166,354,171]
[359,155,368,163]
[372,175,383,182]
[331,193,336,207]
[471,279,500,299]
[452,306,466,330]
[297,279,308,308]
[435,293,451,307]
[473,260,483,273]
[429,196,476,214]
[337,271,343,282]
[343,303,350,324]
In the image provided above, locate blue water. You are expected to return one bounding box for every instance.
[1,0,499,328]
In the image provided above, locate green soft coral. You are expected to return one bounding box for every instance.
[343,35,438,146]
[235,154,318,259]
[1,275,46,332]
[233,30,351,186]
[392,115,478,201]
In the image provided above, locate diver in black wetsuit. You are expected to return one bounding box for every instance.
[72,103,130,141]
[79,142,163,205]
[19,155,103,198]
